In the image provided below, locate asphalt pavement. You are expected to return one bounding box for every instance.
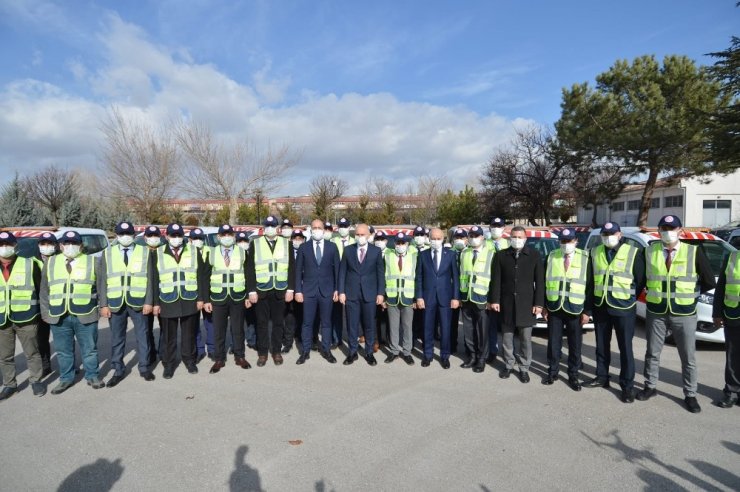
[0,319,738,492]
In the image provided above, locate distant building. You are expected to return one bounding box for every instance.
[577,169,740,228]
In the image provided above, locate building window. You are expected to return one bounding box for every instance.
[703,199,731,209]
[664,195,683,208]
[611,201,625,211]
[627,200,641,211]
[650,198,660,209]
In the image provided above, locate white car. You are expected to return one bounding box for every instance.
[587,228,735,344]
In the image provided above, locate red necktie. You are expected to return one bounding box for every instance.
[65,259,73,274]
[1,263,10,281]
[564,254,571,272]
[173,248,180,262]
[665,249,673,271]
[398,254,403,271]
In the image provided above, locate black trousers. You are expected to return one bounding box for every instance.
[254,290,286,356]
[283,300,303,347]
[462,301,489,362]
[160,314,198,369]
[376,305,388,344]
[546,311,583,377]
[724,320,740,394]
[450,306,460,353]
[212,300,246,361]
[593,308,636,391]
[37,319,51,369]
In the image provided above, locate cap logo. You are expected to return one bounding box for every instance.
[605,222,613,228]
[121,223,129,230]
[173,224,180,230]
[268,216,274,221]
[399,233,405,238]
[665,216,674,223]
[66,232,75,238]
[0,233,7,239]
[224,225,230,230]
[563,230,570,236]
[43,233,50,238]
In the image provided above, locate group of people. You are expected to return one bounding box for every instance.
[0,214,738,415]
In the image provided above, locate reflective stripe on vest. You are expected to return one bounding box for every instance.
[156,246,198,303]
[384,249,417,306]
[592,244,638,310]
[645,242,699,316]
[0,257,40,325]
[105,246,148,310]
[459,246,494,305]
[254,237,289,291]
[546,249,588,315]
[47,255,97,317]
[207,246,246,302]
[723,251,740,319]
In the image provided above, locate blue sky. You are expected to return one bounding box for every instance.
[0,0,737,194]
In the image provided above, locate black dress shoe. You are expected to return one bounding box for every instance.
[365,354,377,366]
[684,396,701,414]
[141,372,155,381]
[460,359,475,369]
[209,361,225,374]
[322,351,337,364]
[384,354,398,364]
[584,377,610,388]
[106,374,125,388]
[473,362,485,373]
[402,355,415,366]
[621,389,635,403]
[440,359,450,369]
[281,345,292,354]
[163,368,174,379]
[519,371,530,383]
[0,386,17,401]
[186,364,198,374]
[567,376,581,391]
[343,353,357,365]
[296,353,310,365]
[716,393,739,408]
[51,381,74,395]
[31,382,46,396]
[636,387,657,401]
[542,375,557,385]
[499,368,512,379]
[421,358,431,367]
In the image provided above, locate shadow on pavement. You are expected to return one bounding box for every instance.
[57,458,123,492]
[229,445,263,492]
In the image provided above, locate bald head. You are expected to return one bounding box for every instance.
[355,224,369,237]
[430,228,444,240]
[311,219,324,230]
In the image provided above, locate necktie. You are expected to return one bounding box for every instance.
[665,248,673,271]
[123,248,129,266]
[607,249,614,263]
[66,258,73,274]
[224,248,231,267]
[359,247,365,263]
[495,242,499,252]
[315,241,322,264]
[1,262,10,281]
[398,254,403,271]
[564,254,571,272]
[472,249,478,265]
[433,249,438,272]
[173,248,180,262]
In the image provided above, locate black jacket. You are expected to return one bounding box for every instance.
[489,246,545,328]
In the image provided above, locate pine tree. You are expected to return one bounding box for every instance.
[0,174,36,227]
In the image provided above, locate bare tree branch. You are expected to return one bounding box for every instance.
[24,165,78,227]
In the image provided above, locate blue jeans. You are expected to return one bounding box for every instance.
[244,306,257,347]
[109,306,151,376]
[488,310,500,356]
[195,311,215,356]
[51,315,99,383]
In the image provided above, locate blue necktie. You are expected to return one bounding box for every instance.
[433,249,438,272]
[315,241,322,264]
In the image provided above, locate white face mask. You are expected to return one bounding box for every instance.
[660,230,679,245]
[510,237,526,250]
[490,228,504,240]
[323,230,333,241]
[374,240,387,249]
[430,239,443,250]
[414,236,426,247]
[338,227,350,238]
[146,237,161,248]
[469,236,483,248]
[292,240,303,250]
[264,226,277,238]
[62,244,81,258]
[560,242,576,255]
[219,236,234,247]
[168,237,183,249]
[117,235,134,247]
[0,246,16,259]
[395,244,408,255]
[39,244,56,256]
[237,241,249,250]
[356,236,368,247]
[191,239,204,249]
[281,228,293,238]
[453,239,466,251]
[312,230,325,241]
[602,235,620,249]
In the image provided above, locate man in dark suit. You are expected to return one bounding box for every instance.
[415,228,460,368]
[283,229,305,353]
[490,226,545,383]
[338,223,384,366]
[295,219,340,364]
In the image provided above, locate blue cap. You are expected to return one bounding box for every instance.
[658,215,682,228]
[601,222,621,235]
[413,226,426,237]
[468,226,483,237]
[291,230,304,239]
[218,224,234,235]
[395,232,410,243]
[490,217,506,228]
[453,228,468,238]
[115,221,135,235]
[236,231,249,242]
[144,225,161,237]
[338,218,350,228]
[0,231,17,245]
[263,216,279,227]
[39,232,58,244]
[166,223,184,236]
[558,228,576,241]
[324,221,333,231]
[189,228,205,240]
[59,230,82,244]
[281,219,293,228]
[374,230,386,240]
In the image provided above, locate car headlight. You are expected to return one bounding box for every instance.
[698,293,714,305]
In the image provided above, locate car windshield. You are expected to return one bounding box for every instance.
[527,238,560,265]
[648,239,734,277]
[16,238,41,258]
[575,231,590,249]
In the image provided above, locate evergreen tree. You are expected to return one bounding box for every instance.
[0,174,35,227]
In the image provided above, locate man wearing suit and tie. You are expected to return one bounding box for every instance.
[338,223,384,366]
[415,228,461,369]
[295,219,340,365]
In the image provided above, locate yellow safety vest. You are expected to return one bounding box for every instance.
[645,242,699,315]
[105,245,148,310]
[722,251,740,319]
[592,244,638,310]
[459,246,494,305]
[546,249,588,315]
[0,257,39,325]
[384,249,417,306]
[207,246,246,302]
[156,245,198,303]
[47,254,97,317]
[486,238,509,252]
[331,236,355,259]
[253,236,289,291]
